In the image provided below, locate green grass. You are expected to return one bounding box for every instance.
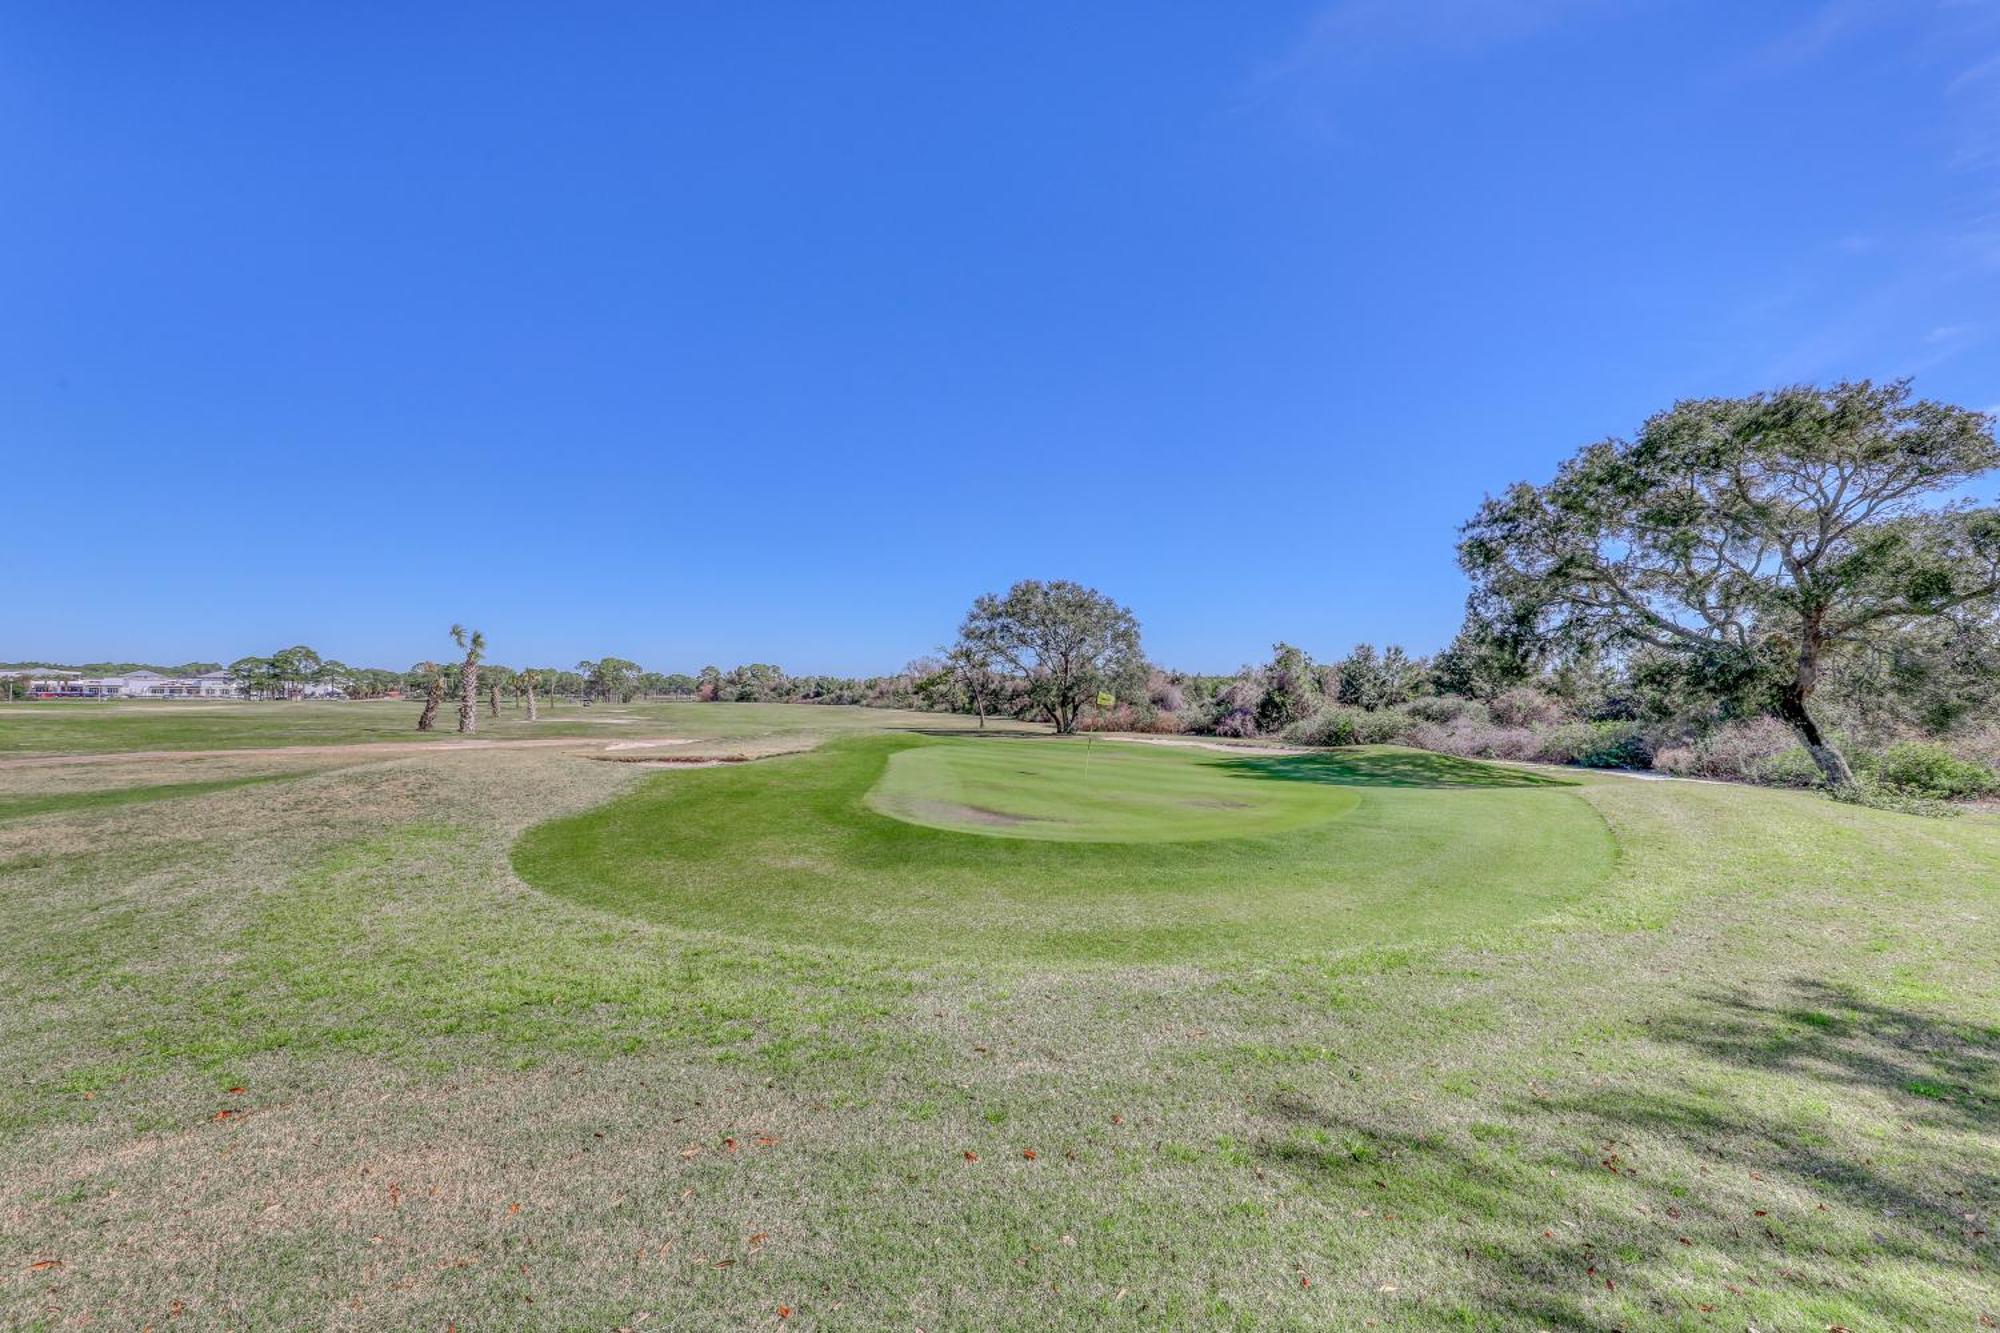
[513,735,1612,961]
[0,698,982,756]
[1,706,1996,1330]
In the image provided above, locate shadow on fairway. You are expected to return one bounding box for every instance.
[1247,976,1996,1327]
[1216,748,1576,789]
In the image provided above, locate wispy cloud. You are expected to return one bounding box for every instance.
[1754,0,1899,69]
[1244,0,1602,104]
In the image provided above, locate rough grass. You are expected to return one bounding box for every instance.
[0,709,1996,1330]
[0,699,1009,757]
[513,735,1613,962]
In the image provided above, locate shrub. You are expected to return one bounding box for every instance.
[1653,717,1817,785]
[1489,687,1565,729]
[1076,704,1184,735]
[1538,720,1653,768]
[1280,706,1412,747]
[1407,695,1480,725]
[1417,719,1541,761]
[1868,741,1999,800]
[1831,779,1961,818]
[1213,708,1259,739]
[1946,723,2000,776]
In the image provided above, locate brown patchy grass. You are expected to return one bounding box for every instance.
[0,711,1995,1330]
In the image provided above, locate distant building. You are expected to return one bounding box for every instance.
[28,670,247,699]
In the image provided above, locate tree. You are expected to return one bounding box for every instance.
[959,579,1143,734]
[450,624,486,734]
[597,657,642,702]
[229,655,275,700]
[1255,642,1322,733]
[517,668,541,721]
[268,645,322,700]
[414,661,446,731]
[943,641,1008,728]
[1432,609,1535,701]
[1460,380,2000,790]
[696,665,723,702]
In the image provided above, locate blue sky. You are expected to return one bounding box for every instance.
[6,2,1999,674]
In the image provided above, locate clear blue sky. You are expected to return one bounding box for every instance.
[6,2,1998,674]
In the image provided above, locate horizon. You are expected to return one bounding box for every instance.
[9,2,2000,673]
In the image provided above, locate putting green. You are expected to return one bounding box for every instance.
[512,734,1615,962]
[866,736,1359,841]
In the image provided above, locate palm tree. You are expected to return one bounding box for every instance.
[415,662,445,731]
[450,624,485,734]
[519,668,541,722]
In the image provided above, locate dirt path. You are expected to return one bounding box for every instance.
[0,736,697,771]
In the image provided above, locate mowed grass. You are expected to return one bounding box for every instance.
[867,736,1359,840]
[513,735,1612,961]
[0,698,995,757]
[0,707,1996,1330]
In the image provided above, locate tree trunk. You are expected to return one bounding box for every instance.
[1775,679,1855,792]
[417,675,443,731]
[458,663,479,734]
[488,683,500,718]
[525,681,538,721]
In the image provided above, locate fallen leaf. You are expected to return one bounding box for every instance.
[714,1259,735,1269]
[1110,1114,1124,1126]
[777,1307,792,1320]
[28,1258,61,1272]
[963,1151,979,1162]
[722,1138,739,1152]
[508,1202,522,1216]
[227,1087,246,1096]
[748,1232,768,1247]
[211,1109,237,1121]
[1022,1149,1037,1161]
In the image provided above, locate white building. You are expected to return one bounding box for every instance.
[27,669,245,699]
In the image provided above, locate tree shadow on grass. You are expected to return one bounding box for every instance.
[1249,976,1998,1327]
[1215,749,1576,789]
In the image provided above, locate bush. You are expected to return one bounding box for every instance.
[1653,717,1819,786]
[1831,778,1960,818]
[1213,707,1259,739]
[1489,687,1565,729]
[1076,705,1184,735]
[1406,695,1476,725]
[1280,706,1413,747]
[1418,719,1541,761]
[1953,723,2000,773]
[1282,708,1356,746]
[1868,741,1999,800]
[1538,720,1653,768]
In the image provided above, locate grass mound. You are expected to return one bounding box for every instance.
[512,734,1613,962]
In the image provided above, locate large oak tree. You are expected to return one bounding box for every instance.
[958,579,1143,734]
[1459,381,1999,790]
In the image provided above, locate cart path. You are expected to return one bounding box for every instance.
[0,736,698,771]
